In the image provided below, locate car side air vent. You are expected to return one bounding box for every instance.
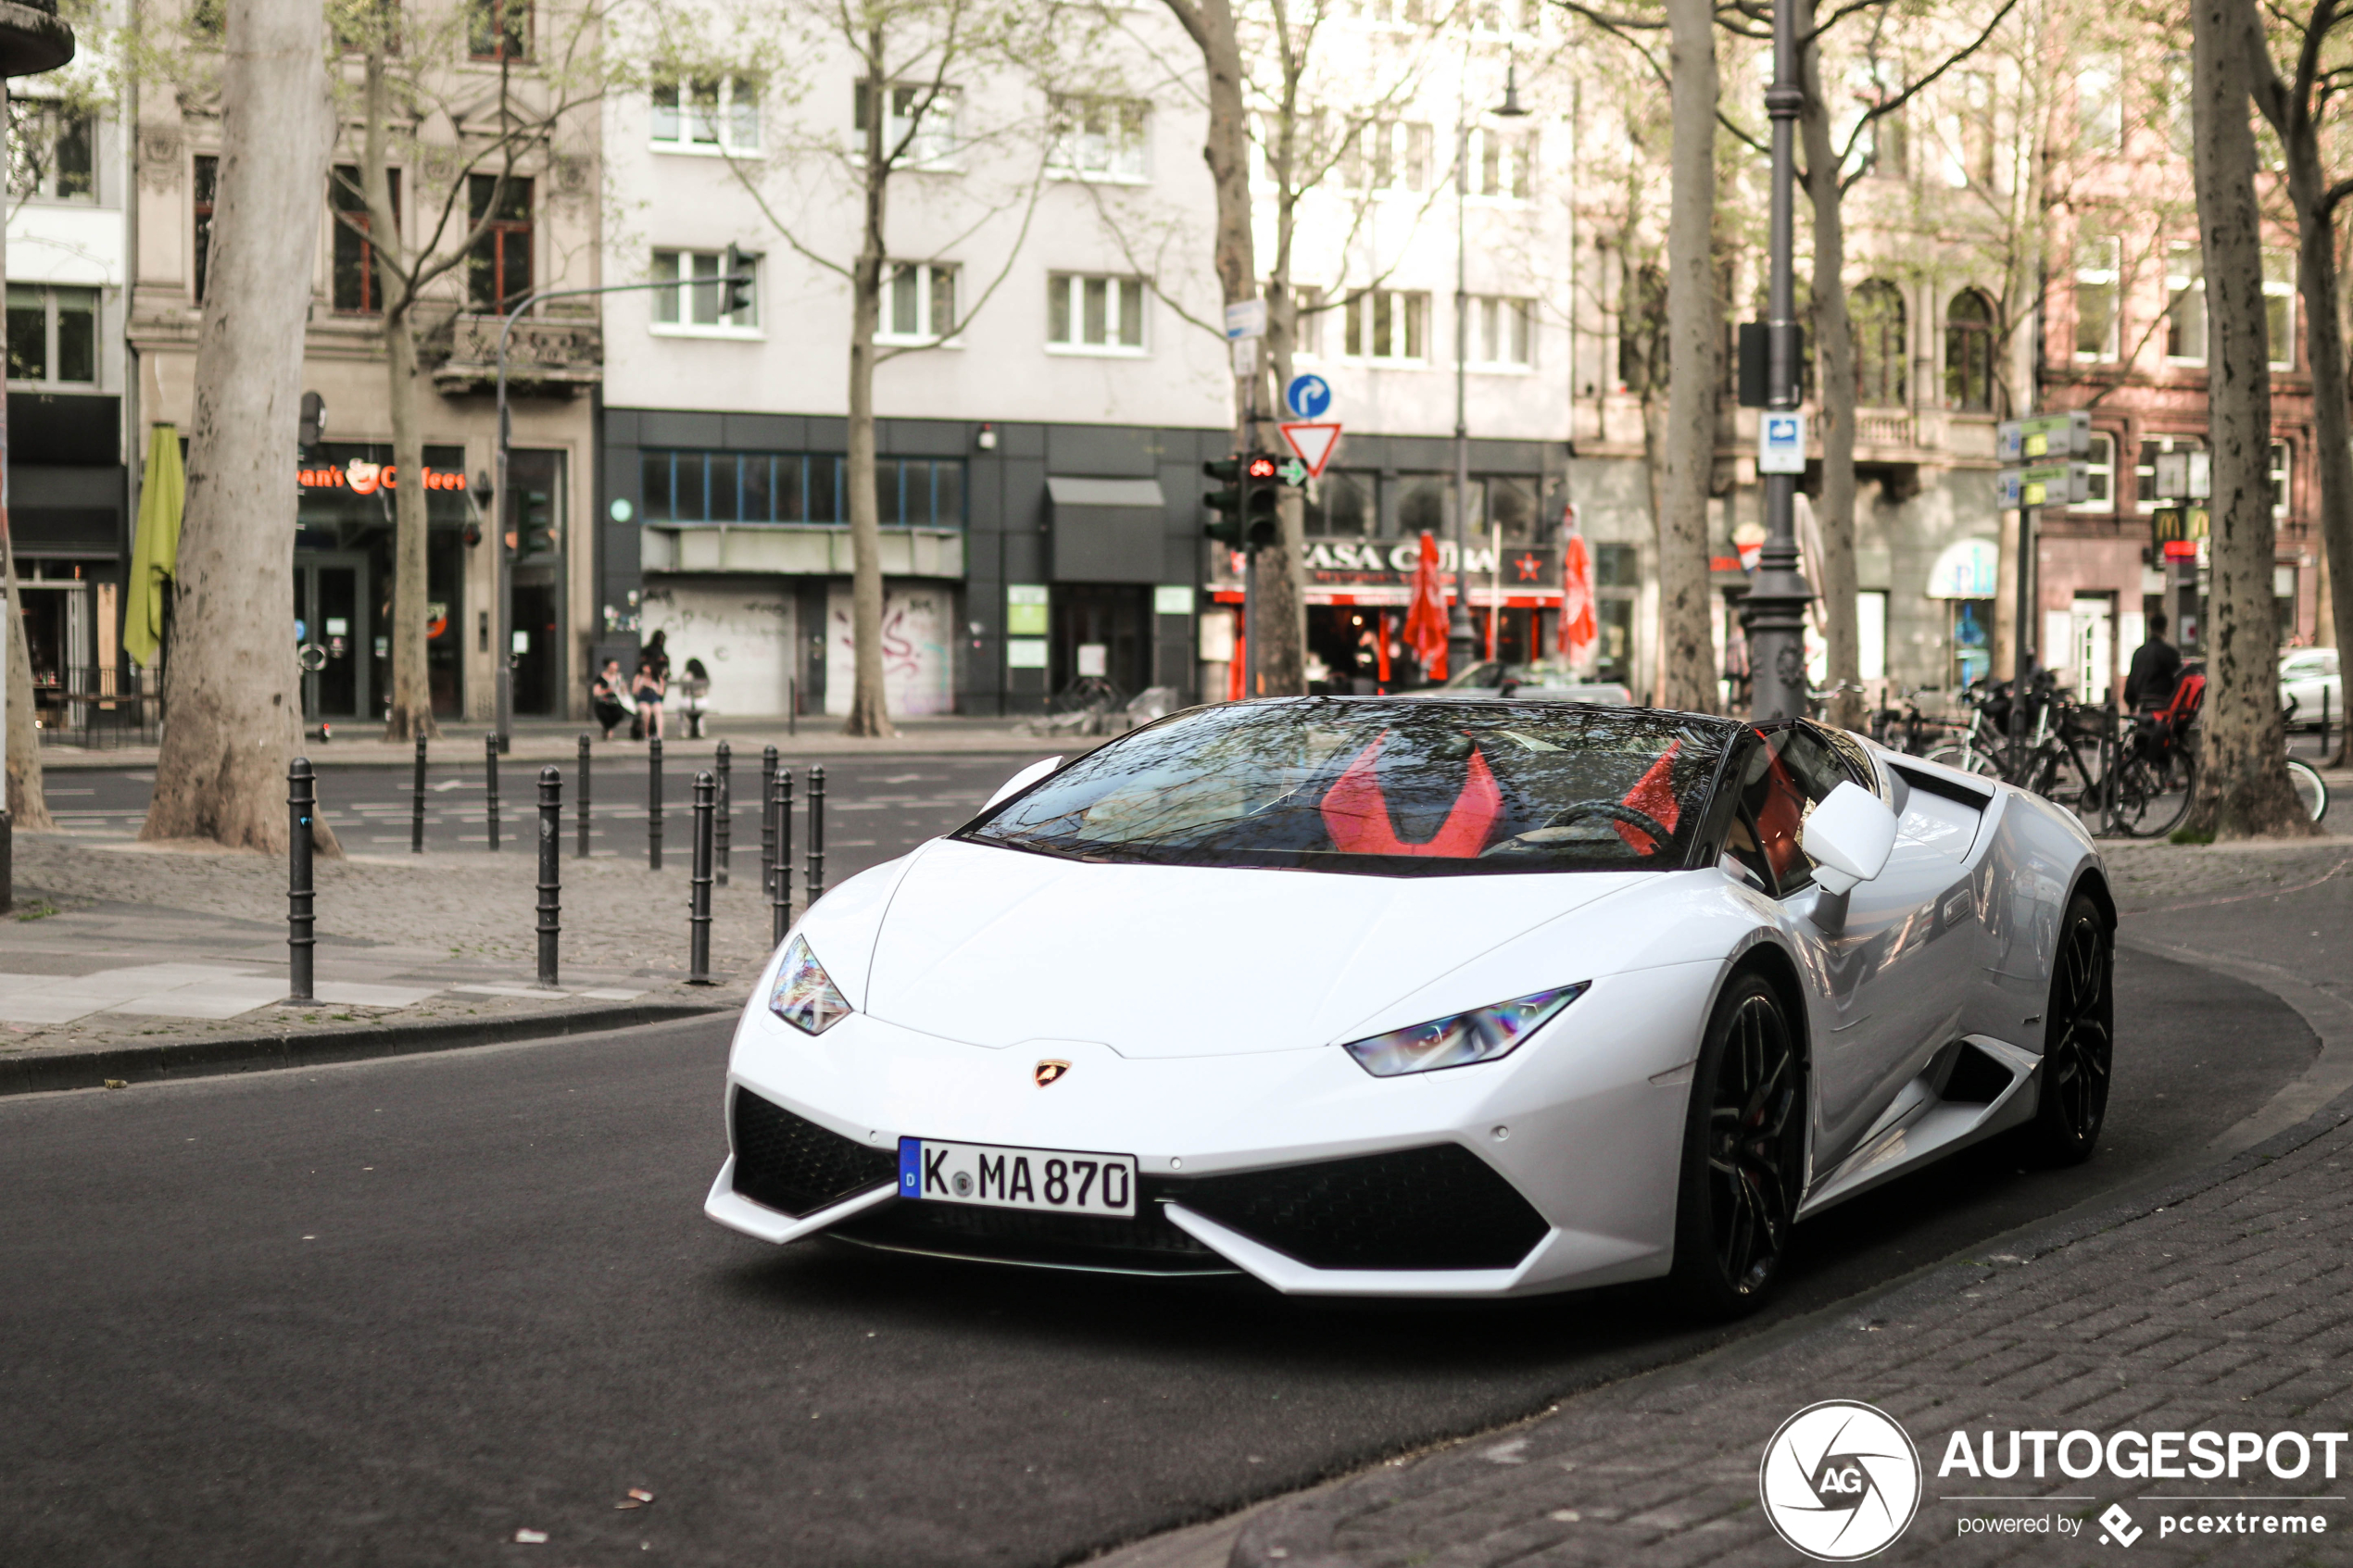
[1940,1041,2018,1106]
[731,1089,898,1217]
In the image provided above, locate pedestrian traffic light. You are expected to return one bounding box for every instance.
[1203,456,1245,546]
[1245,454,1280,546]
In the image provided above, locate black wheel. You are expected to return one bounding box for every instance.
[2025,895,2112,1165]
[2287,758,2329,823]
[2110,749,2194,838]
[1668,972,1806,1317]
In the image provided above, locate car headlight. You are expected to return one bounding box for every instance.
[769,935,852,1035]
[1341,982,1589,1077]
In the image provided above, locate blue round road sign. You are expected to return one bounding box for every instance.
[1285,374,1333,420]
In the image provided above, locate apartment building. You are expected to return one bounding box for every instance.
[126,0,604,727]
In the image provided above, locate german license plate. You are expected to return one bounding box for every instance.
[898,1136,1137,1217]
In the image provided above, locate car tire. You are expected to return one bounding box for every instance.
[1667,971,1806,1319]
[2024,894,2113,1166]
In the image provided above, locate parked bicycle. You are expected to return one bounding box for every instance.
[1867,686,1955,756]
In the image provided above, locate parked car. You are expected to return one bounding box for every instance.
[705,698,2112,1317]
[2280,647,2340,730]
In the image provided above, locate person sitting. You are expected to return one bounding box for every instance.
[590,659,630,740]
[633,658,667,741]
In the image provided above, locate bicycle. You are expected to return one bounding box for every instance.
[1868,686,1954,756]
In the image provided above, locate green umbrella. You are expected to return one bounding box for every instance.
[125,422,182,669]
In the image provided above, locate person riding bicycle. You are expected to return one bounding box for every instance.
[2124,610,2183,714]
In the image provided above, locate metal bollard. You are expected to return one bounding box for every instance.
[411,734,426,854]
[760,744,779,896]
[2322,685,2333,762]
[788,677,798,738]
[537,766,561,987]
[771,766,793,945]
[689,771,716,984]
[484,733,501,851]
[287,758,316,1003]
[2102,700,2120,834]
[648,736,664,870]
[577,734,592,859]
[806,764,826,905]
[715,739,732,887]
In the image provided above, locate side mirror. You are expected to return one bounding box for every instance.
[1802,781,1897,897]
[984,756,1062,810]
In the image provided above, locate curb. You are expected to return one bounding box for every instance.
[0,999,732,1098]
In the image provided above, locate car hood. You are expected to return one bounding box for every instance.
[853,838,1653,1058]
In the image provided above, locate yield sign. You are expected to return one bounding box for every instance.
[1278,420,1342,477]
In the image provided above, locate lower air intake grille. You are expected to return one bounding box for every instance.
[730,1089,897,1218]
[1173,1143,1547,1271]
[831,1190,1231,1275]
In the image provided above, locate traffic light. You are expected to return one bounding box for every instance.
[1244,454,1280,546]
[1203,456,1245,546]
[724,246,758,319]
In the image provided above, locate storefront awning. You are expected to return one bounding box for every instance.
[1047,477,1167,583]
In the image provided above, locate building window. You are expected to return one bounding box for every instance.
[2074,233,2120,362]
[1048,94,1146,181]
[1951,600,1992,687]
[331,166,401,315]
[1944,70,1994,188]
[6,284,98,385]
[651,77,760,154]
[2166,242,2204,363]
[1290,285,1325,358]
[469,0,528,60]
[2136,433,2206,512]
[1463,295,1533,368]
[1338,120,1433,192]
[1466,127,1533,198]
[192,155,219,304]
[7,102,94,202]
[2265,250,2296,370]
[1342,289,1428,362]
[650,249,758,332]
[1047,273,1145,352]
[2271,440,2292,519]
[853,82,959,168]
[879,261,956,342]
[465,174,532,314]
[1852,278,1906,406]
[1943,288,1994,411]
[2071,431,2116,513]
[637,451,964,527]
[2077,57,2122,151]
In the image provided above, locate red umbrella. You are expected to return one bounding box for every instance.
[1558,505,1598,664]
[1402,530,1450,682]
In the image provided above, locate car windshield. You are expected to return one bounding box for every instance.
[960,698,1736,876]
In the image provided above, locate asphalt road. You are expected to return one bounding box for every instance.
[42,752,1059,869]
[0,936,2314,1568]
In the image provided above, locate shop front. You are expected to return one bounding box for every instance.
[295,443,475,723]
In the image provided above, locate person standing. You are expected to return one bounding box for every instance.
[2124,610,2183,712]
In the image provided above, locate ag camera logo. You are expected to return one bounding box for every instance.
[1760,1400,1923,1561]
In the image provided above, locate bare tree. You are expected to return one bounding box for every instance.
[1658,0,1718,711]
[328,0,608,742]
[2244,0,2353,764]
[141,0,340,852]
[2183,0,2312,838]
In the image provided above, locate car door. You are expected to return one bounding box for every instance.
[1739,723,1980,1168]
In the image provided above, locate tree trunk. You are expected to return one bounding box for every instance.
[366,44,434,743]
[0,81,50,832]
[141,0,339,855]
[2184,0,2311,839]
[1799,10,1862,729]
[843,28,894,738]
[1657,0,1718,714]
[1260,283,1306,696]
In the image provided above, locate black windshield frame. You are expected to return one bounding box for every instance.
[953,697,1748,879]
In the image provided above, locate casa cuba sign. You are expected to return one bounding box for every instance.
[297,458,470,497]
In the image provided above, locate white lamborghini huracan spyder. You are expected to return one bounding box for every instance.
[705,698,2112,1315]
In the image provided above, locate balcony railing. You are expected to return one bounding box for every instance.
[421,311,602,395]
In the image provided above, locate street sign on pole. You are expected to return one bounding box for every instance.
[1224,299,1266,340]
[1994,410,2091,463]
[1230,336,1257,378]
[1996,461,2091,508]
[1284,374,1333,420]
[1758,410,1807,474]
[1278,420,1342,477]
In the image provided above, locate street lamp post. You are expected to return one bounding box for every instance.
[492,270,748,748]
[1449,58,1529,676]
[1743,0,1814,721]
